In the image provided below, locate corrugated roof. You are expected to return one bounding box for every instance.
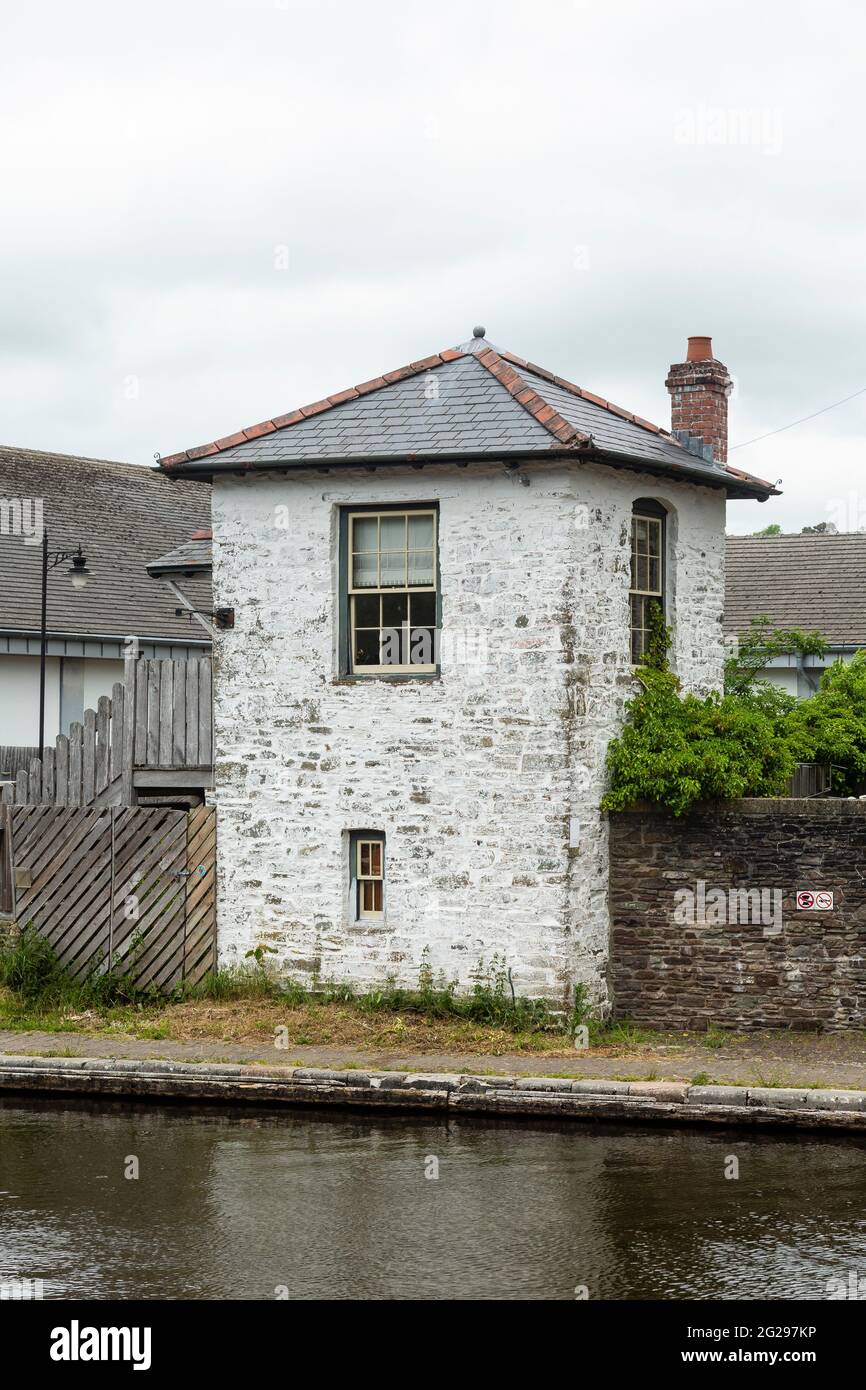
[724,533,866,645]
[159,336,777,500]
[0,445,212,641]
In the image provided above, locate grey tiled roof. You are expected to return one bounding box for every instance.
[202,354,553,463]
[517,366,724,478]
[160,337,776,500]
[0,445,212,641]
[147,536,213,577]
[725,534,866,645]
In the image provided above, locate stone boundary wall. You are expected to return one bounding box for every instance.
[610,799,866,1031]
[1,1056,865,1133]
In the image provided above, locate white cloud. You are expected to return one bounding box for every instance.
[0,0,863,533]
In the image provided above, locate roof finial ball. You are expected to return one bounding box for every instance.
[473,325,486,340]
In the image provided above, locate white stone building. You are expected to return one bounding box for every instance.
[160,331,775,1007]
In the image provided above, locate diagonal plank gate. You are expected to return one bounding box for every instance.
[1,805,216,990]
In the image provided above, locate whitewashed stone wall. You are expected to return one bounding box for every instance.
[210,459,725,1007]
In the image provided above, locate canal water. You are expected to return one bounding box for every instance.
[1,1098,864,1299]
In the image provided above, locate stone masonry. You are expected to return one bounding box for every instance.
[610,799,866,1030]
[211,458,725,1007]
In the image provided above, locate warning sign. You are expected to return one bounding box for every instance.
[796,890,834,911]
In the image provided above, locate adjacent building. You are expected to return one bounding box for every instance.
[725,532,866,696]
[0,444,212,752]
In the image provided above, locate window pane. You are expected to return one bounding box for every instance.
[354,594,379,627]
[370,842,382,876]
[408,550,434,585]
[630,595,643,662]
[648,556,660,593]
[380,551,406,587]
[633,518,648,550]
[361,880,374,912]
[352,552,378,588]
[372,880,383,912]
[354,629,379,666]
[382,593,409,627]
[648,520,661,559]
[360,843,371,876]
[408,514,434,548]
[636,553,649,590]
[379,626,403,666]
[409,628,435,666]
[352,517,378,552]
[379,515,406,551]
[410,592,436,627]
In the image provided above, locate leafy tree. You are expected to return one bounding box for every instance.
[785,652,866,794]
[752,523,782,536]
[724,616,828,698]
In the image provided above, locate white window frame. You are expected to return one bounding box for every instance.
[348,509,438,675]
[355,837,384,920]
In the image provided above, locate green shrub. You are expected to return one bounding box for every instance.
[0,927,66,1003]
[603,614,866,815]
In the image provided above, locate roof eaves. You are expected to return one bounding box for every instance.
[156,337,778,500]
[722,462,779,497]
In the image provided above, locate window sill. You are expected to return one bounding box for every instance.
[334,671,441,685]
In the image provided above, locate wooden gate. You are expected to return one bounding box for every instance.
[3,805,216,990]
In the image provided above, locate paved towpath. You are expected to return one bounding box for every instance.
[2,1029,866,1088]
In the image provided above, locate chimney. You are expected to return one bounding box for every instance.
[665,336,732,464]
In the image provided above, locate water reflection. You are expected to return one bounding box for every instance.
[0,1098,864,1300]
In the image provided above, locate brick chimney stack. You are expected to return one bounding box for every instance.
[665,336,733,464]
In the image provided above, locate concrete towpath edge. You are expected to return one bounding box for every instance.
[1,1055,866,1132]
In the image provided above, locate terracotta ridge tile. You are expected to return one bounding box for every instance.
[472,345,589,448]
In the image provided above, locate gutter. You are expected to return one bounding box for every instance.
[0,628,211,648]
[0,1056,863,1133]
[161,445,775,502]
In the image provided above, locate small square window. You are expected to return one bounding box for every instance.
[352,833,385,920]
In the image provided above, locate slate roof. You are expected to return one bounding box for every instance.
[160,334,776,500]
[0,445,212,641]
[147,532,213,578]
[725,533,866,645]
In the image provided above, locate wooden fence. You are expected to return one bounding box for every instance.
[0,658,212,807]
[0,804,216,989]
[0,746,38,778]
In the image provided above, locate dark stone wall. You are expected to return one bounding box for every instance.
[609,800,866,1031]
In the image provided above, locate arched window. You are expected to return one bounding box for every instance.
[630,499,666,662]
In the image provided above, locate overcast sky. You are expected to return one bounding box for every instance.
[1,0,864,533]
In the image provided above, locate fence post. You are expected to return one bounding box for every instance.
[121,656,138,806]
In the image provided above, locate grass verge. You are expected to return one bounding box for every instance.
[0,930,623,1056]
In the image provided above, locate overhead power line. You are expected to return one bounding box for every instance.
[731,385,866,450]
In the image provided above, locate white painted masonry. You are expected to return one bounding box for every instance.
[210,459,725,1007]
